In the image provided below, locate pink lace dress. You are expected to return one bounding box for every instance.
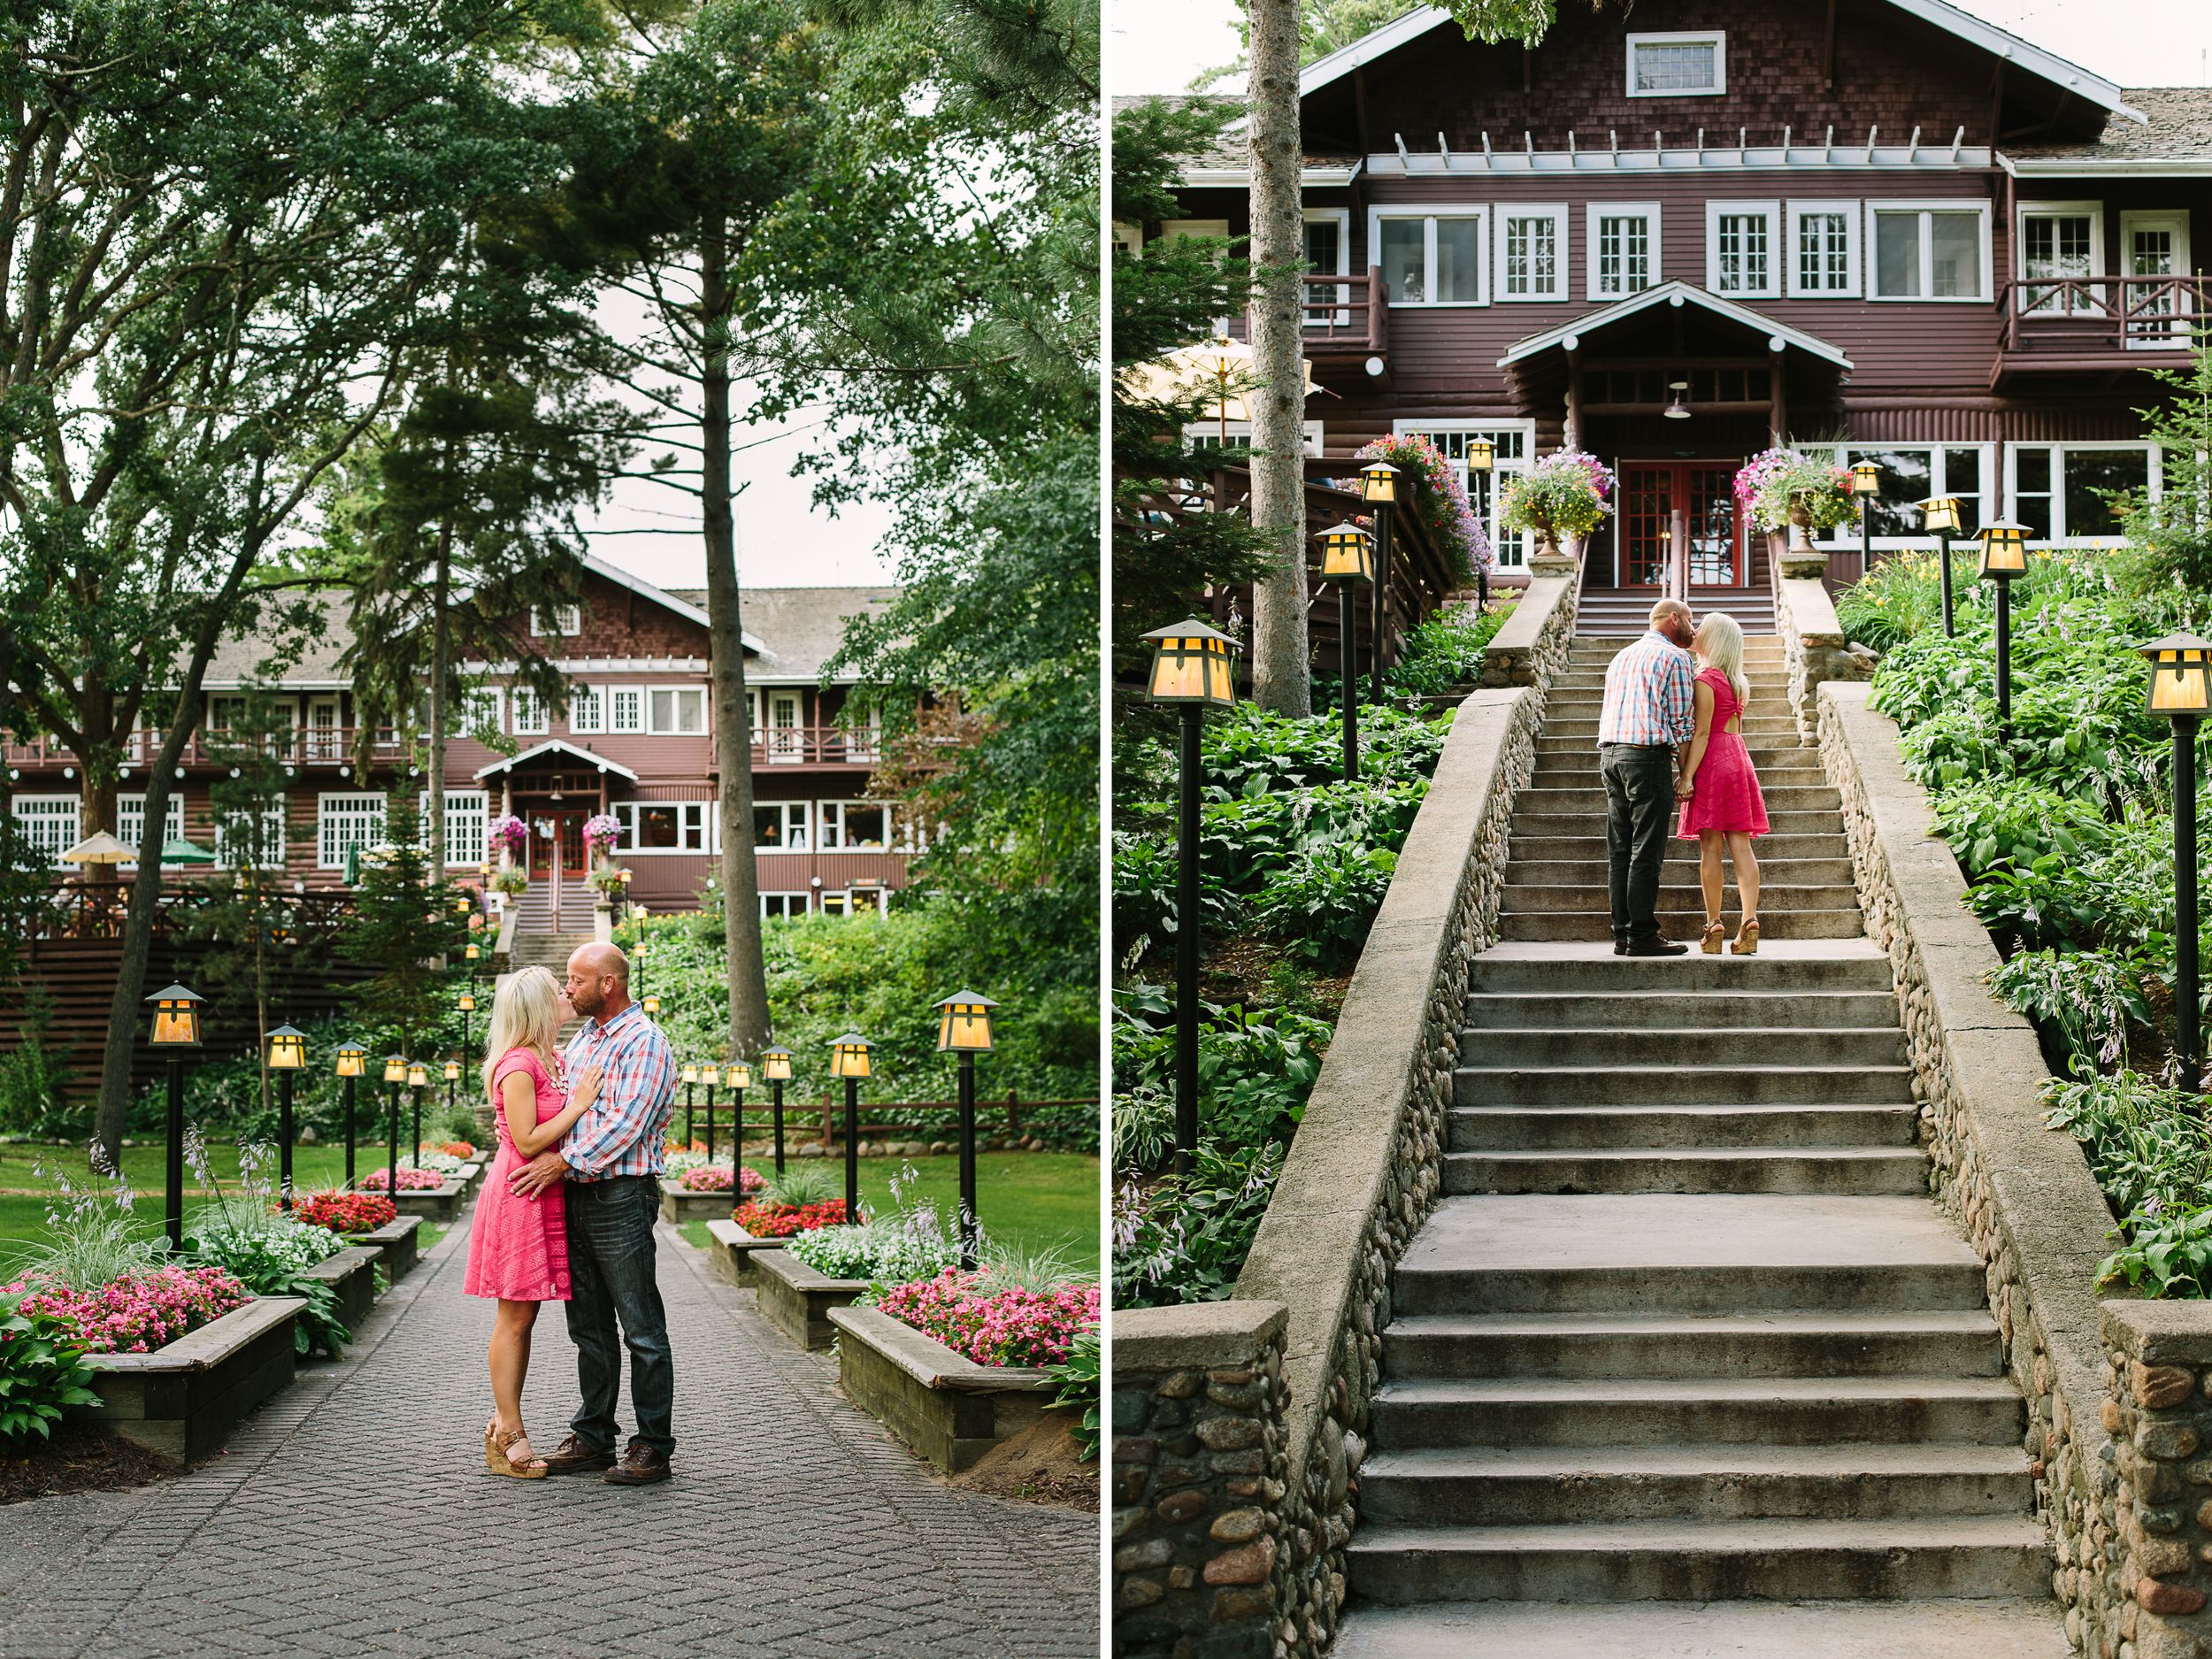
[463,1048,572,1302]
[1677,668,1770,839]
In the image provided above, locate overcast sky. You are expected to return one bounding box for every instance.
[1110,0,2212,97]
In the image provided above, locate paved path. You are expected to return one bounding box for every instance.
[0,1215,1098,1658]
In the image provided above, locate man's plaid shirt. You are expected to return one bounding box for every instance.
[559,999,677,1180]
[1597,629,1697,749]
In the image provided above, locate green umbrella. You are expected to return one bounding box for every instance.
[158,837,217,865]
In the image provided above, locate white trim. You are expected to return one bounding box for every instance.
[117,794,185,864]
[2004,441,2161,544]
[1786,199,1862,297]
[1363,142,1997,177]
[2016,200,2105,318]
[1704,199,1782,297]
[1498,280,1853,368]
[1160,219,1230,244]
[612,799,710,855]
[764,691,806,764]
[2119,211,2194,349]
[511,685,550,737]
[819,799,895,851]
[212,803,287,872]
[316,792,386,870]
[1181,164,1362,188]
[471,739,639,782]
[12,796,80,866]
[1183,421,1325,457]
[754,798,812,848]
[1304,208,1352,325]
[1584,203,1662,301]
[1865,198,1992,301]
[1494,203,1569,302]
[1112,220,1144,257]
[533,604,581,637]
[438,791,489,867]
[1367,204,1489,306]
[463,687,503,742]
[1795,442,1999,547]
[578,554,762,650]
[645,685,709,737]
[607,686,644,735]
[1625,30,1726,99]
[2007,157,2212,177]
[567,683,604,735]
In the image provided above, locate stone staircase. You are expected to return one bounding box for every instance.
[1576,586,1777,637]
[1334,631,2062,1655]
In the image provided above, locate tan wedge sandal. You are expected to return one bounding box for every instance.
[488,1420,548,1479]
[1700,920,1726,955]
[1731,918,1762,956]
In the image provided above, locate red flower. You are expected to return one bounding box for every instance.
[295,1190,398,1234]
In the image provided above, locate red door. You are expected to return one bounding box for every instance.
[528,813,587,880]
[1617,464,1743,588]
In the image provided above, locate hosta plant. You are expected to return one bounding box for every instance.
[0,1287,104,1437]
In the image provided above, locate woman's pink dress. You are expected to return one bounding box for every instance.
[463,1048,572,1302]
[1678,668,1770,839]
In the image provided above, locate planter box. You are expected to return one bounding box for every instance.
[301,1246,382,1335]
[828,1304,1057,1473]
[753,1248,867,1351]
[455,1162,483,1197]
[660,1187,741,1224]
[344,1216,423,1281]
[703,1219,802,1288]
[74,1297,306,1463]
[388,1180,464,1221]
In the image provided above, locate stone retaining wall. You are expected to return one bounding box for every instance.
[1775,560,1875,745]
[2100,1305,2212,1659]
[1112,573,1578,1659]
[1820,680,2123,1657]
[1475,572,1577,688]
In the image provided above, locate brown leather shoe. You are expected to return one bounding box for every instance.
[539,1433,618,1475]
[603,1438,672,1486]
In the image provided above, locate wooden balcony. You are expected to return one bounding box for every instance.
[1992,277,2212,389]
[1294,267,1388,375]
[749,724,882,769]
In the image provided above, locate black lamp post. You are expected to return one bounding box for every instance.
[443,1061,461,1145]
[1139,619,1241,1177]
[1361,462,1398,704]
[762,1045,794,1175]
[934,989,999,1269]
[458,987,476,1061]
[2141,634,2210,1085]
[1318,524,1377,781]
[381,1055,406,1201]
[1851,460,1881,580]
[1977,523,2031,743]
[147,982,204,1253]
[1465,439,1494,613]
[334,1043,366,1191]
[703,1067,718,1158]
[1917,495,1962,638]
[722,1064,751,1171]
[642,995,661,1022]
[265,1025,307,1211]
[828,1033,873,1224]
[682,1063,699,1148]
[407,1062,428,1172]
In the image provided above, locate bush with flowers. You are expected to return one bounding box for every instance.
[874,1271,1101,1369]
[583,813,622,853]
[732,1198,851,1236]
[1349,434,1492,580]
[434,1141,477,1161]
[402,1148,470,1175]
[677,1164,764,1194]
[491,866,530,896]
[488,814,529,856]
[4,1265,250,1356]
[1497,447,1614,545]
[294,1191,397,1235]
[1733,446,1857,535]
[356,1166,449,1192]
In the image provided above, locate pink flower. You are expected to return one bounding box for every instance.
[4,1266,249,1354]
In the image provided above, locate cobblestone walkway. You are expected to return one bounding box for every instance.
[0,1217,1100,1658]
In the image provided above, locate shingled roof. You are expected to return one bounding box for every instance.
[2006,88,2212,166]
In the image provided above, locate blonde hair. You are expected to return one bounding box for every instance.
[482,964,565,1101]
[1694,612,1750,711]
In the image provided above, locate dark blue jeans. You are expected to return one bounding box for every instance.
[1601,743,1677,947]
[563,1174,675,1458]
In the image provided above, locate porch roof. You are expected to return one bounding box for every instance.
[472,739,639,783]
[1497,282,1854,372]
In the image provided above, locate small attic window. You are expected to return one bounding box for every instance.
[1627,31,1725,97]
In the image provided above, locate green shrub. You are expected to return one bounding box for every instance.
[0,1288,102,1441]
[1112,1142,1279,1308]
[1112,990,1329,1158]
[1044,1323,1102,1460]
[1382,603,1514,697]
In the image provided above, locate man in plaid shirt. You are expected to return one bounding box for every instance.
[507,941,680,1484]
[1599,598,1698,956]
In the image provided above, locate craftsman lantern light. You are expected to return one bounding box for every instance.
[444,1060,461,1141]
[935,990,999,1268]
[2141,634,2212,1083]
[1319,526,1376,784]
[265,1025,307,1210]
[1359,461,1398,504]
[828,1034,872,1225]
[1142,620,1242,1179]
[642,995,661,1018]
[682,1063,700,1149]
[762,1045,794,1174]
[458,987,477,1057]
[1853,463,1882,584]
[1851,462,1882,495]
[1360,464,1400,708]
[382,1056,406,1203]
[1918,496,1963,637]
[1977,523,2032,741]
[465,942,480,962]
[721,1064,750,1168]
[1464,440,1495,613]
[334,1042,366,1190]
[1465,438,1494,473]
[147,984,204,1252]
[407,1062,428,1177]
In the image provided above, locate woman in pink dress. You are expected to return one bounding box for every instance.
[1675,612,1770,955]
[465,964,601,1477]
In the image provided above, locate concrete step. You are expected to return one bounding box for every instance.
[1503,857,1855,887]
[1526,764,1824,791]
[1451,1102,1917,1148]
[1330,1597,2069,1657]
[1537,720,1801,741]
[1465,943,1893,994]
[1382,1311,2002,1375]
[1442,1145,1929,1197]
[1356,1441,2032,1525]
[1456,1063,1910,1106]
[1498,908,1864,941]
[1370,1376,2024,1450]
[1460,1025,1906,1069]
[1516,785,1838,813]
[1547,681,1786,700]
[1462,991,1899,1030]
[1343,1516,2051,1604]
[1511,810,1838,840]
[1509,833,1848,861]
[1533,737,1809,764]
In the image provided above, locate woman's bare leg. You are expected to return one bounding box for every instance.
[1726,832,1760,922]
[489,1299,540,1448]
[1699,833,1725,923]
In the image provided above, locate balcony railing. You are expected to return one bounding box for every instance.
[751,724,880,766]
[27,877,358,945]
[1999,276,2212,356]
[4,724,884,772]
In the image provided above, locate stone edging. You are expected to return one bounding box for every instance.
[1110,572,1577,1659]
[1820,679,2123,1654]
[1776,570,1874,745]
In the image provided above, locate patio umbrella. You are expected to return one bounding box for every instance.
[58,831,132,864]
[1119,332,1319,440]
[159,837,217,865]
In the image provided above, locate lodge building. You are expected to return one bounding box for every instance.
[1125,0,2210,632]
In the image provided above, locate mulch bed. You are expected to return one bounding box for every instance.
[0,1422,181,1506]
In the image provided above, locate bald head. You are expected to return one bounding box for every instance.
[1648,597,1694,649]
[1648,598,1692,627]
[563,942,632,1020]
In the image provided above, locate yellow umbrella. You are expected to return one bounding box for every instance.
[59,831,133,864]
[1120,333,1319,439]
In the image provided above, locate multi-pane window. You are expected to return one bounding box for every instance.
[462,687,503,741]
[2009,445,2158,542]
[1302,212,1348,326]
[512,687,549,736]
[819,801,890,849]
[1586,205,1659,299]
[534,604,580,636]
[766,692,804,762]
[1373,209,1486,305]
[1707,202,1778,296]
[839,701,882,764]
[1788,202,1858,296]
[1398,426,1533,571]
[613,801,709,852]
[608,687,643,733]
[438,791,488,867]
[2124,216,2192,346]
[117,795,184,861]
[568,684,603,734]
[317,793,386,869]
[2021,207,2099,314]
[1500,211,1563,300]
[754,800,811,849]
[12,797,79,864]
[761,892,810,921]
[214,803,287,872]
[1871,205,1986,299]
[1799,446,1990,544]
[647,687,705,735]
[1627,32,1724,96]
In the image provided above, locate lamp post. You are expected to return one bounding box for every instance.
[642,995,661,1021]
[828,1034,872,1224]
[382,1056,406,1204]
[334,1043,366,1191]
[458,987,476,1061]
[1465,439,1494,613]
[1318,525,1377,781]
[1976,523,2031,742]
[407,1062,428,1172]
[1851,460,1881,581]
[2140,634,2210,1083]
[762,1045,794,1175]
[1917,496,1962,638]
[702,1067,718,1158]
[723,1064,750,1173]
[147,983,204,1253]
[444,1061,461,1142]
[934,990,998,1268]
[265,1025,307,1210]
[1140,620,1241,1177]
[1361,462,1398,705]
[681,1063,699,1149]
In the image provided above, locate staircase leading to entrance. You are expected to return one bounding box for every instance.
[1576,586,1777,635]
[1334,633,2061,1654]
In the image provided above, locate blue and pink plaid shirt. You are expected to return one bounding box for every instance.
[559,999,677,1180]
[1597,630,1697,749]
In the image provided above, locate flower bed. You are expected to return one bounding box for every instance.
[433,1141,476,1161]
[876,1271,1101,1369]
[356,1167,449,1192]
[677,1164,764,1194]
[4,1267,250,1356]
[294,1191,397,1235]
[732,1199,851,1237]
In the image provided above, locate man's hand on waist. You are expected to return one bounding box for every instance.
[508,1148,570,1197]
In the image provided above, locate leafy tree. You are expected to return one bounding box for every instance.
[338,801,469,1064]
[2120,338,2212,596]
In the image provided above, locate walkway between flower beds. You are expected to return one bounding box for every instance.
[0,1214,1099,1659]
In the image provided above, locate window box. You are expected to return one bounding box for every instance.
[1626,31,1725,97]
[1586,203,1661,300]
[1369,205,1488,305]
[1706,200,1780,297]
[1869,201,1990,300]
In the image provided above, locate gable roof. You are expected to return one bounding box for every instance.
[1497,281,1854,370]
[2005,87,2212,173]
[661,586,903,686]
[582,555,763,653]
[472,738,639,781]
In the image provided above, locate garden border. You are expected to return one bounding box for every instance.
[73,1295,305,1463]
[754,1248,868,1350]
[828,1303,1056,1473]
[703,1218,794,1287]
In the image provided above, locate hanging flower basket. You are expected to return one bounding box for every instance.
[1734,448,1858,541]
[583,813,622,853]
[1498,449,1614,566]
[488,815,529,856]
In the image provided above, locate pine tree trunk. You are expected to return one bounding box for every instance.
[699,215,772,1056]
[1246,0,1311,717]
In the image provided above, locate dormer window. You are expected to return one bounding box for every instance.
[1626,31,1725,97]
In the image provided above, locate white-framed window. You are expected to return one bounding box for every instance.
[612,800,709,853]
[1303,209,1351,326]
[117,794,184,863]
[2018,201,2102,315]
[1586,203,1661,299]
[1795,444,1996,546]
[2121,211,2193,347]
[302,696,342,762]
[12,796,79,864]
[1394,421,1536,571]
[462,687,503,741]
[2008,442,2160,544]
[647,686,706,735]
[568,684,603,735]
[213,803,287,872]
[1496,204,1568,302]
[317,793,386,869]
[436,790,488,867]
[1182,421,1325,457]
[754,800,810,850]
[837,702,883,766]
[1160,219,1230,244]
[607,687,644,734]
[765,692,805,763]
[534,604,581,637]
[208,697,244,733]
[511,687,549,737]
[819,888,887,919]
[761,892,810,921]
[819,800,892,850]
[1786,200,1861,296]
[1111,221,1144,257]
[1627,30,1725,96]
[1705,200,1780,296]
[1870,201,1990,300]
[1369,205,1487,306]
